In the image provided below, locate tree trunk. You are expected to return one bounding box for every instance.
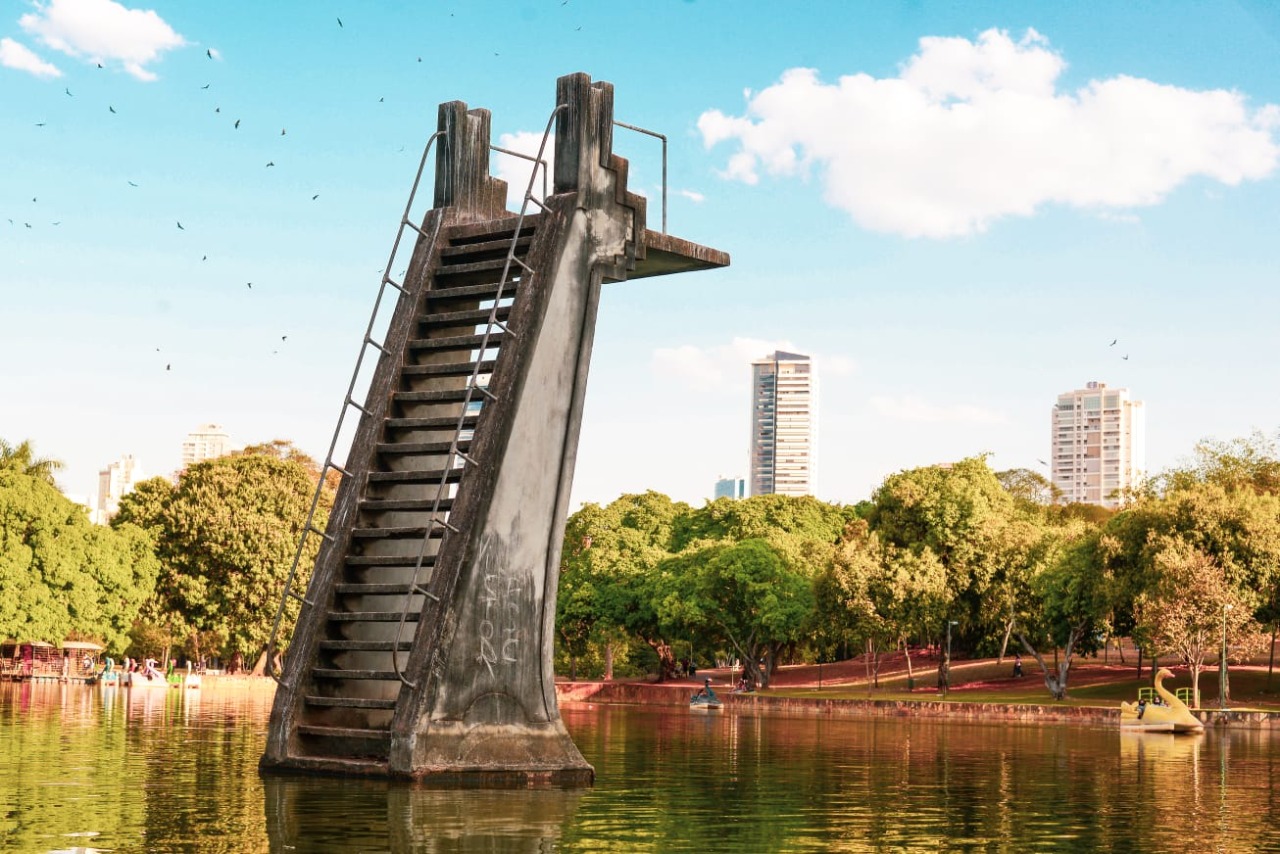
[251,649,268,677]
[997,619,1013,665]
[1117,636,1126,665]
[1190,661,1202,709]
[1015,630,1068,700]
[1136,646,1143,676]
[903,638,914,682]
[604,641,614,682]
[1268,623,1276,692]
[1150,654,1159,687]
[569,656,577,682]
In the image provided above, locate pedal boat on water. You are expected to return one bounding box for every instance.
[690,678,723,711]
[1119,667,1204,733]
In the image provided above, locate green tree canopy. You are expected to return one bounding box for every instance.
[0,467,157,651]
[0,437,63,486]
[114,448,333,662]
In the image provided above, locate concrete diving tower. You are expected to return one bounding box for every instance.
[261,72,728,784]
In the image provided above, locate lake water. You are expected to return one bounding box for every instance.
[3,681,1279,852]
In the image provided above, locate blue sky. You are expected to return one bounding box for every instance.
[4,0,1280,509]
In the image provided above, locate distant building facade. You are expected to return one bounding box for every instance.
[1051,381,1145,508]
[95,454,144,524]
[714,476,746,500]
[182,424,233,468]
[749,351,816,497]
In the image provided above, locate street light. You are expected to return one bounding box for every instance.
[1220,604,1233,710]
[943,620,959,699]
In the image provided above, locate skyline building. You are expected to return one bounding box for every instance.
[714,476,746,500]
[1050,381,1146,509]
[182,423,234,468]
[95,454,144,524]
[749,350,816,497]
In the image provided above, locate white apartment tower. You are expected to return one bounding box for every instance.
[750,351,816,497]
[95,455,144,524]
[1051,381,1145,508]
[182,423,233,467]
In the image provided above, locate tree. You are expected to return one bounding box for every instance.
[996,468,1060,506]
[1159,430,1280,495]
[1133,536,1261,708]
[1011,523,1109,700]
[660,539,814,690]
[114,448,333,663]
[0,467,157,651]
[0,437,63,486]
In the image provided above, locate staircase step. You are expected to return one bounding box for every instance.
[365,468,464,485]
[334,582,416,595]
[297,724,391,741]
[391,388,480,404]
[344,555,437,567]
[446,216,537,244]
[327,611,421,622]
[419,306,512,328]
[375,439,472,456]
[434,258,520,278]
[318,639,413,652]
[304,695,397,710]
[400,360,496,379]
[440,234,533,259]
[312,668,401,680]
[407,332,506,353]
[424,281,519,302]
[384,414,479,431]
[358,497,454,513]
[350,526,445,540]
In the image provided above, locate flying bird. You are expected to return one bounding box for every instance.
[311,194,319,200]
[1037,459,1048,466]
[337,16,343,27]
[281,128,286,136]
[1122,354,1130,361]
[378,96,384,102]
[206,49,213,59]
[266,161,275,167]
[281,335,287,341]
[24,222,32,228]
[247,282,252,289]
[64,87,72,96]
[234,119,240,129]
[201,255,207,261]
[51,221,60,226]
[127,181,138,187]
[201,83,210,90]
[166,363,171,371]
[35,122,45,127]
[97,62,103,68]
[176,221,184,230]
[109,106,116,114]
[215,107,221,113]
[1109,339,1117,346]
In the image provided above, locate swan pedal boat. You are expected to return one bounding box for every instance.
[1119,668,1204,733]
[690,691,723,711]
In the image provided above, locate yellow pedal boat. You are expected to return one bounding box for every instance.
[1119,668,1204,733]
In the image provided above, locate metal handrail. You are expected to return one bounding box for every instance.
[613,120,666,234]
[390,102,568,689]
[489,145,549,203]
[264,129,447,686]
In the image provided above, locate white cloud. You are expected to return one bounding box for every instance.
[19,0,185,81]
[870,395,1008,425]
[0,37,60,77]
[679,188,705,203]
[652,337,854,392]
[493,130,555,212]
[698,28,1280,238]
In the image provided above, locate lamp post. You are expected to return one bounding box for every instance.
[943,620,958,699]
[1220,604,1233,710]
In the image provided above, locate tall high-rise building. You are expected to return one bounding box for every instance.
[714,476,746,500]
[749,351,816,497]
[182,423,233,467]
[1050,381,1145,508]
[95,455,144,524]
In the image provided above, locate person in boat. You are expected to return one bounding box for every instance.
[692,678,717,702]
[141,657,163,681]
[1137,698,1147,720]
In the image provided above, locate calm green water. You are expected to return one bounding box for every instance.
[3,682,1280,852]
